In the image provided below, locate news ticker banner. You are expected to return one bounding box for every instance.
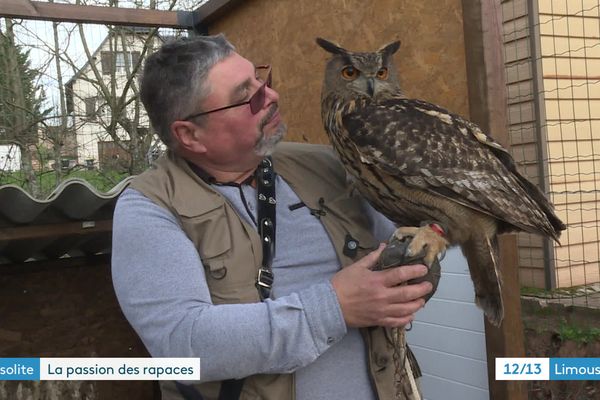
[496,358,600,380]
[0,358,200,381]
[2,357,598,381]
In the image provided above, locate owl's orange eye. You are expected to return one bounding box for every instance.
[377,67,389,80]
[341,66,360,80]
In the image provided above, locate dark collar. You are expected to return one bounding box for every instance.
[186,160,255,187]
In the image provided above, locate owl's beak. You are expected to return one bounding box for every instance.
[366,78,375,97]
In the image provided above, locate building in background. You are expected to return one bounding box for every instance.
[65,27,166,171]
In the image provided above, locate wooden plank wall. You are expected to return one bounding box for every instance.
[207,0,471,146]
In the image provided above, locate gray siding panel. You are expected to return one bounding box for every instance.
[409,322,487,361]
[433,273,476,302]
[439,246,470,274]
[420,374,489,400]
[411,347,488,388]
[415,298,485,332]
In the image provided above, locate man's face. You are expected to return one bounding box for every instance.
[196,53,286,169]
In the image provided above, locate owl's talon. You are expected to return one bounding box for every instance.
[391,226,419,243]
[438,248,446,261]
[392,225,448,267]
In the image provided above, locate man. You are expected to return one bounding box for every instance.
[111,34,432,400]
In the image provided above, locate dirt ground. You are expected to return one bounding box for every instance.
[0,256,157,400]
[522,298,600,400]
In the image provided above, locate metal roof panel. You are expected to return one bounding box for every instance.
[0,177,133,264]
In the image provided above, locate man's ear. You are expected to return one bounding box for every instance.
[171,120,207,154]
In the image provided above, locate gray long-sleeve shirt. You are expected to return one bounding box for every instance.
[111,175,396,400]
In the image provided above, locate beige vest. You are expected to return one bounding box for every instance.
[131,142,406,400]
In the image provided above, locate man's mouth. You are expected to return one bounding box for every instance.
[262,104,280,127]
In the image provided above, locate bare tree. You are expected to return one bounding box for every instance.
[49,0,70,183]
[68,0,180,174]
[0,18,48,197]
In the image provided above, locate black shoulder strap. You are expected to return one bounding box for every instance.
[255,157,277,301]
[210,159,277,399]
[174,381,204,400]
[218,378,246,400]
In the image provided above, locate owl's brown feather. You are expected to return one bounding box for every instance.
[339,96,564,240]
[317,38,565,327]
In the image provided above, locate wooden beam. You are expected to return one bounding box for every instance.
[461,1,528,400]
[0,220,112,241]
[0,0,192,28]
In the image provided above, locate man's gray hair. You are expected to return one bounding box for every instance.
[139,34,235,149]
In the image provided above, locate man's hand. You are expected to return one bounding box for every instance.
[331,244,432,328]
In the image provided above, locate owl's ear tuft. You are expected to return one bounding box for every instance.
[316,38,348,55]
[378,40,401,57]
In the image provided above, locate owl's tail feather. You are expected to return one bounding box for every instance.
[462,236,504,327]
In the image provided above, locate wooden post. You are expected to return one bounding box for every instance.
[461,1,528,399]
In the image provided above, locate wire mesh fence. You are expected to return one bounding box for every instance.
[502,0,600,308]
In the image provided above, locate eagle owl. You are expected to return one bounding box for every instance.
[316,38,565,327]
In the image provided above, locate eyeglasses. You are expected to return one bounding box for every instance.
[183,65,272,121]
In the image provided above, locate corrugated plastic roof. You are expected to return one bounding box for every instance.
[0,177,133,264]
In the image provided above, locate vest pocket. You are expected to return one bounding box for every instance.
[180,206,260,304]
[179,207,235,281]
[180,208,232,260]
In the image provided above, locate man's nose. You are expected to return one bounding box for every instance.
[265,85,279,105]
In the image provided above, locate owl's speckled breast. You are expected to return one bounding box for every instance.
[323,95,423,227]
[322,96,364,176]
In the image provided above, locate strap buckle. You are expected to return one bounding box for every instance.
[257,267,274,288]
[256,267,274,300]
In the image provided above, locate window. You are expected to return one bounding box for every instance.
[101,51,141,75]
[115,52,133,72]
[84,97,97,120]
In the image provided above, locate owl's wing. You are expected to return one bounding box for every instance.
[341,97,554,235]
